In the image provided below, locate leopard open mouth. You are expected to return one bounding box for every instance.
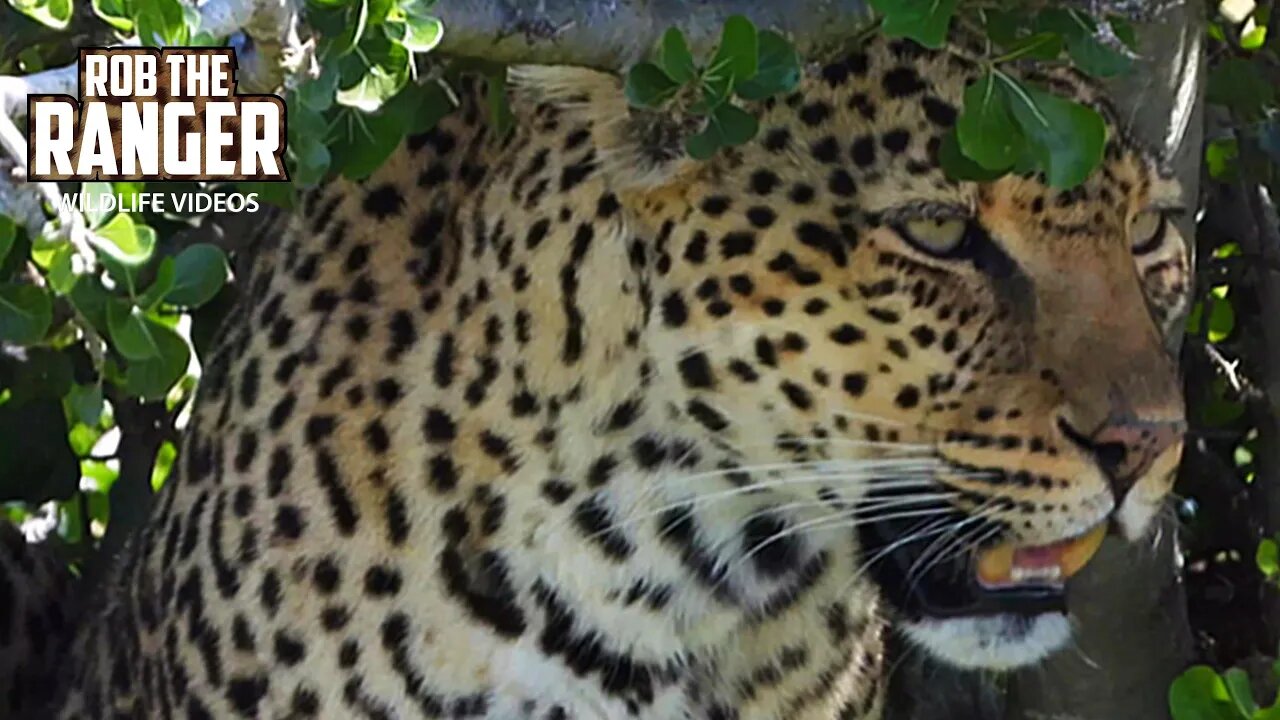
[856,491,1108,621]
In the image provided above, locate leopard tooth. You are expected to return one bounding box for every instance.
[1010,565,1063,583]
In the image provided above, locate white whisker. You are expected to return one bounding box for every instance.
[708,505,967,599]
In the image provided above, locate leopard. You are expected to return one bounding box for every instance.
[21,29,1191,720]
[0,522,75,717]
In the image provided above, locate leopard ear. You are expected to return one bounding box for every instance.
[506,65,698,190]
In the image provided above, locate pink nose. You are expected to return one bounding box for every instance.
[1061,416,1186,499]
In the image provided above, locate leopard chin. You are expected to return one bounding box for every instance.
[901,614,1074,670]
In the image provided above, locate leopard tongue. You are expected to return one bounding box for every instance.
[976,525,1107,589]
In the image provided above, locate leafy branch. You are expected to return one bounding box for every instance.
[624,17,801,159]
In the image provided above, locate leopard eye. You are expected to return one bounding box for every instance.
[899,217,968,256]
[1130,210,1168,255]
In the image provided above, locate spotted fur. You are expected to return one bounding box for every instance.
[0,523,74,718]
[17,34,1188,720]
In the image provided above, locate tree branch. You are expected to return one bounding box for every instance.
[431,0,871,68]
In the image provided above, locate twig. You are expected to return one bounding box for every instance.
[1204,340,1249,395]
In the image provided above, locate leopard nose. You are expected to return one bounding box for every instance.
[1058,416,1186,501]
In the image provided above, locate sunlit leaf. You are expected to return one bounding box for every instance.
[7,0,72,30]
[1168,666,1240,720]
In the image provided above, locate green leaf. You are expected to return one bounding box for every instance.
[407,80,456,135]
[328,81,436,180]
[288,106,333,186]
[713,104,758,147]
[996,32,1064,62]
[1035,9,1132,77]
[984,8,1028,47]
[137,257,176,311]
[322,0,369,57]
[735,30,802,100]
[1214,242,1242,260]
[1067,32,1133,78]
[151,439,178,490]
[107,301,162,360]
[1241,22,1267,50]
[1223,669,1258,717]
[329,112,397,181]
[166,243,228,307]
[395,13,443,52]
[289,102,329,139]
[659,27,697,84]
[7,0,72,30]
[69,418,104,458]
[122,321,190,400]
[335,38,411,112]
[625,62,679,109]
[701,67,735,109]
[190,30,221,46]
[1258,539,1279,579]
[0,215,14,267]
[1002,76,1106,189]
[872,0,958,49]
[1169,666,1241,720]
[684,124,722,160]
[67,383,104,427]
[0,284,52,344]
[939,130,1008,182]
[1206,137,1239,180]
[957,73,1024,171]
[1235,438,1255,468]
[1207,58,1276,119]
[708,15,758,86]
[91,0,132,32]
[32,244,74,296]
[89,213,155,267]
[133,0,188,45]
[68,275,110,334]
[290,139,330,184]
[293,70,341,112]
[484,67,515,137]
[682,102,758,159]
[1207,296,1235,343]
[365,0,394,27]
